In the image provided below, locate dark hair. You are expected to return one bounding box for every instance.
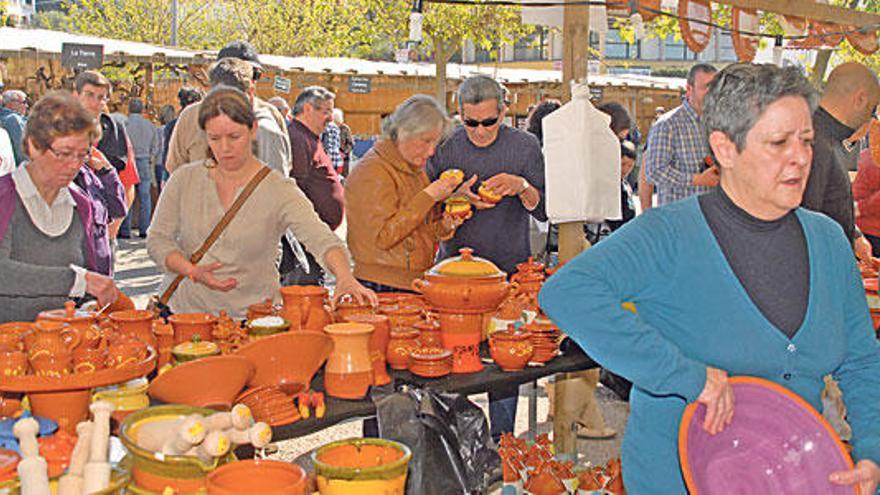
[24,91,98,154]
[178,86,203,109]
[128,98,144,114]
[596,101,632,136]
[525,99,561,145]
[74,70,111,94]
[209,58,253,92]
[198,86,255,131]
[292,86,335,116]
[703,63,818,152]
[687,63,718,87]
[620,140,637,160]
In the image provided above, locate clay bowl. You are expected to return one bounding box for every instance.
[168,313,218,345]
[312,438,412,493]
[680,376,856,495]
[234,331,333,393]
[149,355,254,410]
[207,459,307,495]
[247,317,291,339]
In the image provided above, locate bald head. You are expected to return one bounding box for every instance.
[822,62,880,129]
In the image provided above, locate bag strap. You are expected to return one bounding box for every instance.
[158,166,271,306]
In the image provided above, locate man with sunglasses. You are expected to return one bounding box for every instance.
[427,74,547,443]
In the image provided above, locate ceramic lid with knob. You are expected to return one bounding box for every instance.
[37,300,96,324]
[427,248,505,278]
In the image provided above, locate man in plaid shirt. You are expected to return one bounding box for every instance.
[645,63,719,206]
[321,121,343,174]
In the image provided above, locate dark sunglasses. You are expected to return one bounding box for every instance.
[463,116,499,128]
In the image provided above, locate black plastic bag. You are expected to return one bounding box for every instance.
[373,384,501,494]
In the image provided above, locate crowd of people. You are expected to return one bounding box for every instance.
[1,39,880,491]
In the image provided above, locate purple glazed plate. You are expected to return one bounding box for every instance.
[679,376,857,495]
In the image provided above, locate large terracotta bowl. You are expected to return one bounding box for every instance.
[148,355,254,409]
[312,437,411,495]
[207,459,307,495]
[412,248,514,313]
[234,331,333,393]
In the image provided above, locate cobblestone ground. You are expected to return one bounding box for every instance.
[115,238,627,483]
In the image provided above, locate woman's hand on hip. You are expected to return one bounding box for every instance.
[697,367,734,435]
[830,459,880,494]
[190,262,237,292]
[332,276,378,308]
[85,271,119,308]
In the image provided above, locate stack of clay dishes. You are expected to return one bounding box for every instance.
[149,355,254,410]
[235,385,301,427]
[523,321,561,363]
[408,347,453,378]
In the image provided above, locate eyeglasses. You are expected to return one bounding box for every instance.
[48,146,92,163]
[462,116,500,128]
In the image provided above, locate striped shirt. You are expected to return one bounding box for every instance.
[644,100,712,205]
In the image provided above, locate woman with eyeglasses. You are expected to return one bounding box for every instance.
[541,64,880,493]
[0,91,120,323]
[345,94,466,293]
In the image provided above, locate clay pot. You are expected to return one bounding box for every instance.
[379,304,423,329]
[377,292,422,311]
[168,313,217,345]
[0,333,21,353]
[437,312,485,373]
[323,323,374,400]
[333,295,375,322]
[489,330,534,371]
[312,438,411,495]
[29,352,72,377]
[413,320,442,348]
[36,301,97,349]
[107,339,148,369]
[172,338,220,364]
[120,405,236,494]
[343,314,392,386]
[408,347,453,378]
[72,346,107,374]
[247,317,291,340]
[153,321,175,369]
[516,256,545,274]
[412,248,515,313]
[207,459,307,495]
[279,285,331,332]
[0,322,31,352]
[247,298,278,322]
[385,328,419,371]
[109,309,157,349]
[149,355,254,410]
[0,350,27,377]
[235,331,333,393]
[24,321,81,360]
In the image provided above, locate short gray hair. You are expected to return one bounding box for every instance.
[382,94,451,143]
[457,75,503,113]
[293,86,335,116]
[128,98,144,114]
[702,63,818,152]
[2,90,26,106]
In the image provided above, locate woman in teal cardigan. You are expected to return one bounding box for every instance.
[540,63,880,493]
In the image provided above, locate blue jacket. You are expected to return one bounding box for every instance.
[540,197,880,493]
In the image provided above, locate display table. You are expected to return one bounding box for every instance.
[268,338,597,442]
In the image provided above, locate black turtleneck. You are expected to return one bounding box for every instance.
[699,188,809,339]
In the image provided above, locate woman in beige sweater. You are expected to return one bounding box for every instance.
[148,86,375,318]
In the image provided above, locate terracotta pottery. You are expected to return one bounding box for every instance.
[29,389,91,433]
[343,314,391,386]
[379,304,423,329]
[0,448,18,483]
[235,385,302,427]
[29,352,72,377]
[24,320,81,360]
[489,330,534,372]
[279,285,331,332]
[172,337,221,364]
[411,248,515,313]
[153,320,175,369]
[168,312,217,345]
[377,292,421,311]
[0,350,27,377]
[38,430,77,477]
[333,295,376,322]
[72,346,107,374]
[385,328,420,371]
[120,405,237,494]
[414,320,442,348]
[207,459,307,495]
[93,377,150,429]
[312,438,411,495]
[109,309,157,349]
[247,317,291,340]
[36,301,98,348]
[247,298,278,322]
[444,195,471,220]
[0,398,22,419]
[107,338,148,369]
[323,323,374,400]
[437,312,485,373]
[0,322,31,353]
[149,355,254,410]
[235,331,333,393]
[408,347,453,378]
